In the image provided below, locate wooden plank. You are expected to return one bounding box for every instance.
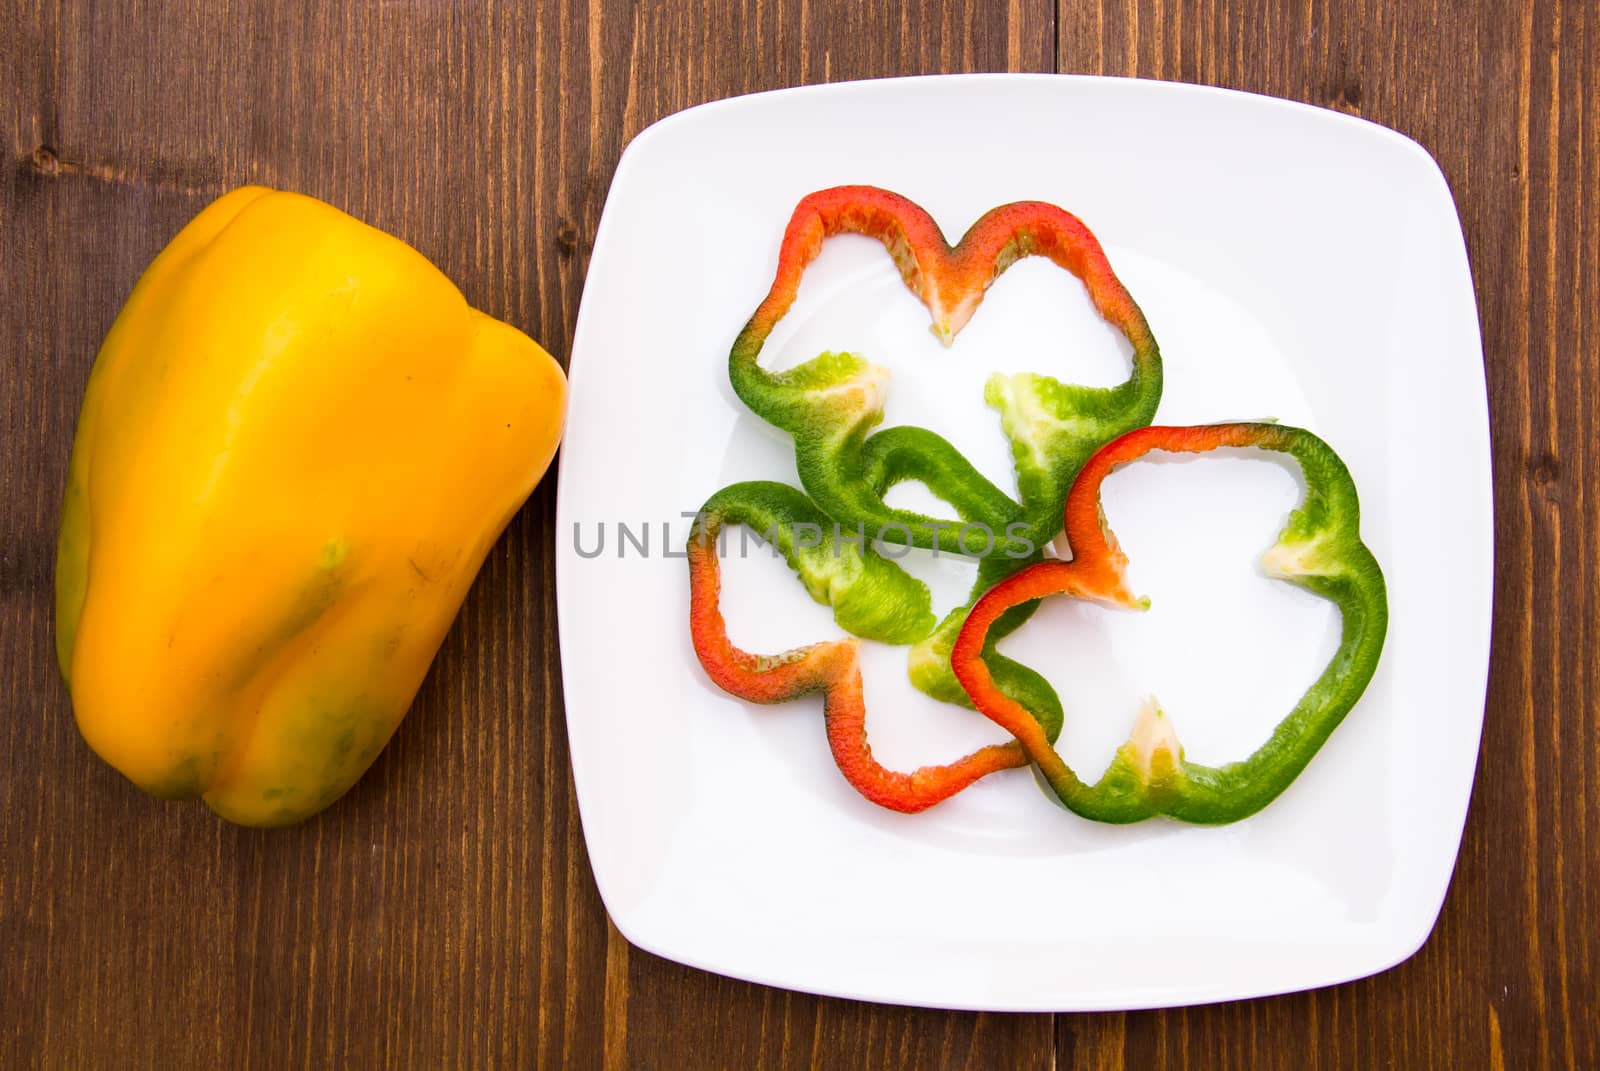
[0,1,1057,1068]
[1057,1,1599,1068]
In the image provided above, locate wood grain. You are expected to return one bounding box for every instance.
[0,1,1593,1068]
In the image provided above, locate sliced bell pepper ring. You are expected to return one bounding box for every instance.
[951,423,1389,825]
[687,481,1063,812]
[729,185,1163,559]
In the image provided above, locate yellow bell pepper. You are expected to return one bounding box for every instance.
[54,186,567,826]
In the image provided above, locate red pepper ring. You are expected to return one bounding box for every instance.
[952,423,1388,825]
[687,494,1029,814]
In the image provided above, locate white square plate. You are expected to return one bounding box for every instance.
[555,75,1490,1011]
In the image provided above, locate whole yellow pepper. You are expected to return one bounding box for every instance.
[54,187,567,826]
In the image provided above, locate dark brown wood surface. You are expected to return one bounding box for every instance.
[1,2,1594,1067]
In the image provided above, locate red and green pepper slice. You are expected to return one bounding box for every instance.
[729,185,1162,560]
[686,481,1062,813]
[952,423,1388,824]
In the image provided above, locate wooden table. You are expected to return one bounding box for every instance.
[3,2,1595,1067]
